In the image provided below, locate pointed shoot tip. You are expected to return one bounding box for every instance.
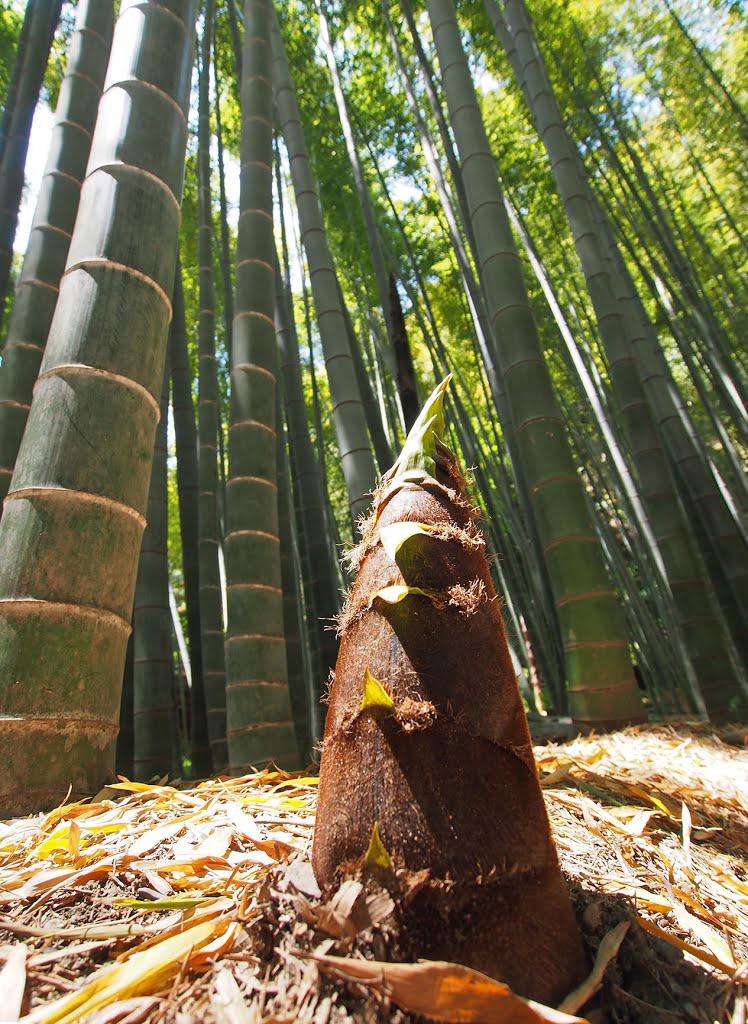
[388,375,453,484]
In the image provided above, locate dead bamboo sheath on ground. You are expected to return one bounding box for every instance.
[312,376,587,1004]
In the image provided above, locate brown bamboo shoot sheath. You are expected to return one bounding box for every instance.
[313,382,587,1004]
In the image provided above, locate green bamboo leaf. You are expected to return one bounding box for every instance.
[372,585,431,605]
[389,375,452,484]
[363,821,394,873]
[379,522,435,561]
[112,897,217,910]
[359,667,394,713]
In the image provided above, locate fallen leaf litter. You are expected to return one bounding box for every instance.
[0,723,745,1023]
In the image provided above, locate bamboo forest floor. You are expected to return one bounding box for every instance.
[0,724,746,1024]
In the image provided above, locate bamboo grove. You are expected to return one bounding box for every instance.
[0,0,745,814]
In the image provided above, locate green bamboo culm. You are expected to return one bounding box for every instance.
[0,0,198,817]
[225,0,298,772]
[133,368,177,781]
[0,0,63,325]
[489,0,743,715]
[270,5,377,531]
[275,262,341,742]
[0,0,33,168]
[115,635,135,779]
[424,0,643,727]
[170,265,212,777]
[0,0,113,503]
[196,0,228,771]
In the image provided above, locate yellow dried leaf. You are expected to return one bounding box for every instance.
[636,916,736,976]
[363,822,393,873]
[662,877,736,970]
[23,919,226,1023]
[68,821,80,861]
[539,763,573,787]
[624,783,676,817]
[107,781,177,795]
[190,921,242,969]
[41,802,94,831]
[82,822,131,836]
[35,825,73,859]
[359,668,394,714]
[116,900,234,960]
[309,953,590,1023]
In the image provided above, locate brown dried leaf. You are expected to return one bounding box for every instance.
[308,953,590,1023]
[313,881,366,939]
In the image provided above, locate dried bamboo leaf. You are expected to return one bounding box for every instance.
[314,880,366,939]
[0,943,27,1021]
[661,876,736,969]
[127,820,192,859]
[681,802,692,866]
[557,922,629,1014]
[591,877,672,912]
[22,919,228,1023]
[189,922,242,968]
[307,953,590,1023]
[0,920,160,941]
[0,734,744,1023]
[84,996,160,1024]
[636,915,737,975]
[11,863,116,901]
[540,764,574,787]
[28,941,117,969]
[213,967,256,1024]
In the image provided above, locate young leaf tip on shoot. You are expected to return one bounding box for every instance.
[359,667,394,714]
[312,376,587,1004]
[363,821,394,875]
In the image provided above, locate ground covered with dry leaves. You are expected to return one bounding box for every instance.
[0,724,746,1024]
